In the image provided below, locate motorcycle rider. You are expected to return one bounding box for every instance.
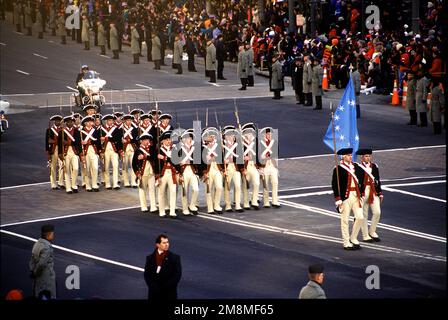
[76,65,90,105]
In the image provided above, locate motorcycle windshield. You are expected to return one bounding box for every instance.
[83,71,99,80]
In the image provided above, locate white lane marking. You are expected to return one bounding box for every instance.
[16,69,30,75]
[0,206,139,228]
[197,213,446,262]
[135,84,152,90]
[383,180,446,188]
[279,191,333,199]
[208,82,220,87]
[48,40,55,43]
[279,145,446,161]
[279,199,446,242]
[100,55,111,59]
[33,53,48,59]
[0,42,6,46]
[382,186,446,203]
[2,93,35,97]
[1,230,144,272]
[13,31,23,35]
[155,70,170,74]
[0,181,50,190]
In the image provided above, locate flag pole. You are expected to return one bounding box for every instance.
[330,101,341,198]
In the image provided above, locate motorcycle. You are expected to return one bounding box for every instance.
[0,99,10,140]
[73,70,106,112]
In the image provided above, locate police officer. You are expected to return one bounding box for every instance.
[406,73,417,125]
[291,56,305,105]
[246,42,255,87]
[110,21,119,59]
[303,54,313,106]
[132,133,158,213]
[270,54,284,100]
[97,20,107,56]
[430,79,445,134]
[237,45,248,90]
[357,148,383,242]
[131,23,140,64]
[101,114,122,190]
[311,58,324,110]
[206,38,217,83]
[58,116,82,194]
[151,32,162,70]
[415,69,429,127]
[332,148,365,250]
[81,13,90,50]
[173,34,184,74]
[216,34,226,80]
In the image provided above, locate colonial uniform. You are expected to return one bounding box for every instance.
[101,115,122,189]
[132,134,157,213]
[58,116,82,194]
[201,127,223,214]
[46,115,64,189]
[241,123,260,209]
[121,115,139,187]
[156,131,178,218]
[357,149,383,242]
[178,129,199,215]
[222,127,244,212]
[80,116,102,191]
[331,148,365,250]
[259,127,280,208]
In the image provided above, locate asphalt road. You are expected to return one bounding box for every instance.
[0,20,446,300]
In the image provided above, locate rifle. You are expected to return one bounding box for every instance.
[215,110,229,189]
[155,98,161,185]
[233,99,249,190]
[256,122,267,190]
[175,108,186,197]
[59,97,66,179]
[46,100,52,173]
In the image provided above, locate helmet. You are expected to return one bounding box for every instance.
[81,65,89,71]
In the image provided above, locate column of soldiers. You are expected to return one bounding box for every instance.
[45,105,281,218]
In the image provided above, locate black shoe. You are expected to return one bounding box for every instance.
[113,187,120,190]
[207,211,215,215]
[87,189,93,192]
[238,87,246,90]
[176,72,182,74]
[132,186,138,189]
[82,185,86,189]
[313,107,322,110]
[106,187,112,190]
[66,191,73,194]
[343,246,356,251]
[370,235,381,242]
[236,209,244,213]
[272,204,281,209]
[264,205,271,208]
[243,207,251,210]
[73,189,79,193]
[51,187,60,190]
[93,188,99,192]
[189,209,198,214]
[141,209,149,213]
[58,185,65,189]
[350,241,361,249]
[214,210,223,214]
[362,238,375,243]
[125,185,131,188]
[169,215,177,219]
[251,205,260,210]
[150,209,158,214]
[225,209,233,213]
[272,97,281,100]
[218,77,227,80]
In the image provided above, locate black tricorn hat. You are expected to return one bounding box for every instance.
[337,148,353,155]
[356,148,372,155]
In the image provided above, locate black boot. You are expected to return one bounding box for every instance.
[61,35,66,44]
[418,112,428,127]
[113,50,119,59]
[306,93,313,106]
[407,110,417,125]
[154,60,160,69]
[313,96,322,110]
[433,122,442,134]
[84,41,89,50]
[209,70,216,83]
[356,104,361,118]
[272,90,281,99]
[248,76,254,86]
[133,54,139,64]
[100,45,106,55]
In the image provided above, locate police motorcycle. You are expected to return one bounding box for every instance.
[71,66,106,112]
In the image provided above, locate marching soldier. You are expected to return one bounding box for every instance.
[138,113,153,136]
[241,123,260,210]
[130,108,144,129]
[110,21,119,59]
[132,133,158,213]
[259,127,280,208]
[311,58,323,110]
[46,115,64,190]
[357,149,383,243]
[131,23,140,64]
[101,114,122,190]
[81,13,90,50]
[173,35,184,74]
[406,73,417,125]
[245,42,255,87]
[206,38,217,83]
[114,111,124,128]
[73,113,82,129]
[156,131,178,218]
[331,148,365,250]
[121,114,139,188]
[270,53,284,100]
[56,11,66,44]
[178,129,199,215]
[58,116,82,194]
[201,127,223,214]
[222,126,244,213]
[158,113,174,134]
[80,115,102,192]
[150,109,162,128]
[237,45,248,90]
[97,20,106,56]
[151,32,162,70]
[303,54,313,106]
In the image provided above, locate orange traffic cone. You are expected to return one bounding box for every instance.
[401,80,408,108]
[391,79,399,106]
[322,67,329,90]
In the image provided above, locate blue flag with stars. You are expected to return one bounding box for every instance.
[323,75,360,155]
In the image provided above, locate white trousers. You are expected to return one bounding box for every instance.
[85,146,99,190]
[158,169,177,216]
[206,162,223,212]
[361,186,382,239]
[263,161,279,206]
[340,192,365,246]
[181,165,199,214]
[224,163,242,210]
[138,161,156,212]
[242,161,260,207]
[64,147,79,191]
[49,146,64,188]
[122,144,137,187]
[104,143,119,188]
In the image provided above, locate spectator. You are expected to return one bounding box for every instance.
[298,264,326,299]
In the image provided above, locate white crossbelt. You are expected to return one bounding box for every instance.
[123,126,134,140]
[243,140,256,156]
[339,162,359,184]
[181,144,195,162]
[139,125,152,135]
[81,128,97,142]
[161,145,172,158]
[204,142,218,158]
[101,126,116,138]
[51,126,59,137]
[224,142,239,160]
[63,128,76,142]
[261,139,274,158]
[139,147,151,157]
[358,163,376,183]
